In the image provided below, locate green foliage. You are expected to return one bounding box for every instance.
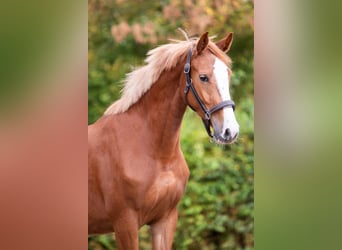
[175,100,254,249]
[89,0,253,249]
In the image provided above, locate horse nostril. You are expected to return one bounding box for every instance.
[224,128,231,139]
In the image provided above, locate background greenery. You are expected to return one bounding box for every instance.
[88,0,253,249]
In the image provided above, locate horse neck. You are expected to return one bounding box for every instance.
[132,64,187,158]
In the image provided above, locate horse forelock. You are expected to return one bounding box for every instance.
[104,38,231,115]
[207,42,232,67]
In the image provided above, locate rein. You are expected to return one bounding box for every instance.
[183,48,236,137]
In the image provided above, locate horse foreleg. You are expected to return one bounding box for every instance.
[113,210,139,250]
[151,209,178,250]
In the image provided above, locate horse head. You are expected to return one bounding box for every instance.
[181,32,239,144]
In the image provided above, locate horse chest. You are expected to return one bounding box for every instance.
[141,169,187,223]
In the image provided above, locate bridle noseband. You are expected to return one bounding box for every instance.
[184,48,236,137]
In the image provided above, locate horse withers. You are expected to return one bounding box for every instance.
[88,32,239,249]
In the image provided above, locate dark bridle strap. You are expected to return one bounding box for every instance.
[184,48,211,119]
[209,100,235,114]
[183,47,236,137]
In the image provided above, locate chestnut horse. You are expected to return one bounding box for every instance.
[88,32,239,249]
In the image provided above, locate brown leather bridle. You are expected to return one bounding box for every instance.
[183,48,236,137]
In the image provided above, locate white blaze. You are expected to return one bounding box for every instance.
[213,58,239,138]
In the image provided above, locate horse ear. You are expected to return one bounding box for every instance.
[196,32,209,54]
[216,32,233,52]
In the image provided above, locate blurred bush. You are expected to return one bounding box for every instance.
[89,0,253,249]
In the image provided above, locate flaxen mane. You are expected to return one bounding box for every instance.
[104,38,231,115]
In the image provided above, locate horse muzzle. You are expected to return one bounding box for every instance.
[212,118,239,145]
[217,128,239,144]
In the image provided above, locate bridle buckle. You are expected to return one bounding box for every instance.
[184,63,191,74]
[204,112,210,120]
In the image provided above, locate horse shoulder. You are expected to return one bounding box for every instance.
[139,153,189,223]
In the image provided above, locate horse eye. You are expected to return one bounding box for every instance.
[199,75,209,82]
